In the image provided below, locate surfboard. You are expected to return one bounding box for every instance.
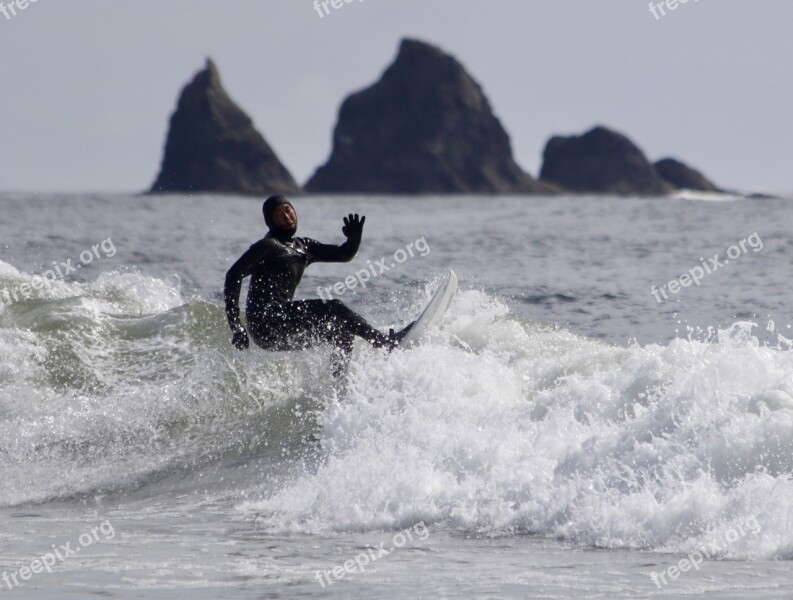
[400,270,458,349]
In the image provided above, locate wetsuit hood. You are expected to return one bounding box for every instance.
[263,195,296,241]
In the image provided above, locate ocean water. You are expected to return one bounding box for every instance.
[2,193,793,598]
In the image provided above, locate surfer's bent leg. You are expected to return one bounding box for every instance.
[309,300,390,346]
[248,299,394,377]
[249,301,386,347]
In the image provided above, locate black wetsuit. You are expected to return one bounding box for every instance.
[224,219,393,375]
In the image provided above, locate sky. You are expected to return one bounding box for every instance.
[0,0,790,194]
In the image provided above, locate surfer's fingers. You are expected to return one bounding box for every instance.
[359,215,366,227]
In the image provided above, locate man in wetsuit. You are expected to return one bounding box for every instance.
[224,195,410,376]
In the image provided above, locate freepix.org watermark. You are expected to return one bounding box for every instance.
[0,0,44,22]
[317,237,430,302]
[649,0,700,21]
[1,238,117,306]
[315,521,430,588]
[649,515,761,589]
[650,233,762,304]
[2,521,115,590]
[313,0,364,19]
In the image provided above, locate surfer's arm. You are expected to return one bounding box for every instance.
[306,237,360,264]
[224,242,270,335]
[305,213,365,264]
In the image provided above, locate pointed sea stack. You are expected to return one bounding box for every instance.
[540,126,672,195]
[654,157,721,192]
[150,59,301,195]
[306,39,550,194]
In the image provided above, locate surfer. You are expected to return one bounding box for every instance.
[224,195,412,376]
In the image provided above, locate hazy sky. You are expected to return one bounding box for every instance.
[0,0,790,193]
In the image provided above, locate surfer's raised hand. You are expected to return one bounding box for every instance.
[232,326,249,350]
[342,213,365,240]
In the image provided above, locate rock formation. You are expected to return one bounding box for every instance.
[539,126,671,195]
[150,59,301,195]
[306,38,551,194]
[654,157,721,192]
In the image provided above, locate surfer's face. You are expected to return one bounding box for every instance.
[273,204,297,230]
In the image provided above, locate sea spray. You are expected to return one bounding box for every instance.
[1,262,791,560]
[243,295,793,561]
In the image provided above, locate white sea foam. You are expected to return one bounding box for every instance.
[244,291,793,561]
[2,261,792,561]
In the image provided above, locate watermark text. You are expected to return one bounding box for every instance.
[0,0,44,22]
[315,521,429,587]
[2,521,115,590]
[651,232,762,303]
[313,0,365,19]
[649,515,760,589]
[317,237,430,302]
[1,238,117,306]
[649,0,700,21]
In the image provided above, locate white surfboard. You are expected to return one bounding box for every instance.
[400,270,458,349]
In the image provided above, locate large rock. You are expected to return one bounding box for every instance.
[150,59,301,195]
[306,38,550,194]
[539,126,672,195]
[654,157,721,192]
